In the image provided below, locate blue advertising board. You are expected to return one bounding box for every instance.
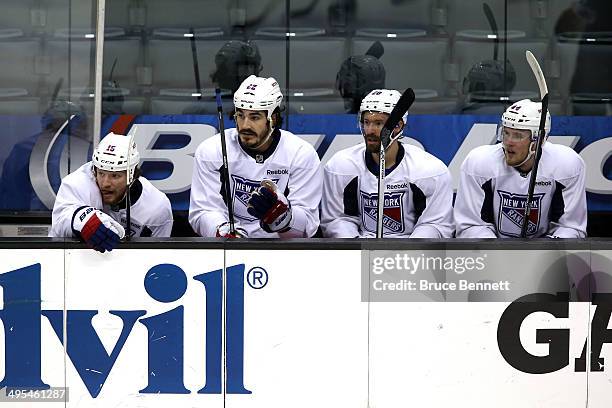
[0,114,611,211]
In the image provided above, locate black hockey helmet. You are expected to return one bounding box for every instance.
[211,40,263,93]
[41,99,86,131]
[336,44,386,113]
[462,60,517,100]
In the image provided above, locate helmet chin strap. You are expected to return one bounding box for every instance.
[389,123,405,145]
[504,140,536,169]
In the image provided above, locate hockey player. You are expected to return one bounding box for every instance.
[49,132,173,251]
[189,75,322,238]
[454,99,587,238]
[321,89,454,238]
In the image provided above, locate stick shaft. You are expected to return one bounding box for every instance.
[375,88,415,238]
[189,27,202,100]
[216,89,236,234]
[521,93,549,238]
[376,144,386,238]
[125,131,136,240]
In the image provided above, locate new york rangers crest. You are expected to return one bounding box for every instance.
[231,175,278,221]
[497,190,545,236]
[361,191,406,233]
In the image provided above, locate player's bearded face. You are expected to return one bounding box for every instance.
[235,109,272,150]
[95,169,128,205]
[361,111,392,153]
[502,127,533,167]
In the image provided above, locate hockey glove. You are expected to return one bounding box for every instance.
[216,222,248,238]
[72,207,125,253]
[247,180,292,233]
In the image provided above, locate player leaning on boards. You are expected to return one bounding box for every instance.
[454,99,587,238]
[49,133,174,251]
[320,89,454,238]
[189,75,322,238]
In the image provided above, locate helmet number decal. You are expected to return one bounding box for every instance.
[106,145,116,152]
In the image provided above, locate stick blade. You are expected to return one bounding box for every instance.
[483,3,498,34]
[380,88,415,149]
[483,3,499,60]
[383,88,415,132]
[526,50,548,99]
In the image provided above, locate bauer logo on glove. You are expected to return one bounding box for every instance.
[72,206,126,253]
[247,179,292,233]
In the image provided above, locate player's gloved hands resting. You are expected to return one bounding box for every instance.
[72,207,125,253]
[247,180,292,233]
[216,222,248,238]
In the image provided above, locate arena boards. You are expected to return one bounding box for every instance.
[0,239,610,407]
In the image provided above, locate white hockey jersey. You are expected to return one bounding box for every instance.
[189,128,322,238]
[454,142,587,238]
[321,142,454,238]
[49,162,173,238]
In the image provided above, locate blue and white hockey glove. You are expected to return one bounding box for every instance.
[216,222,248,238]
[247,180,292,233]
[72,207,125,253]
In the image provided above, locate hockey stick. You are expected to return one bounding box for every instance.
[51,77,64,103]
[482,3,499,61]
[188,27,202,100]
[483,2,512,98]
[520,50,549,238]
[108,58,118,87]
[376,88,416,238]
[125,130,136,240]
[526,50,548,99]
[215,88,237,235]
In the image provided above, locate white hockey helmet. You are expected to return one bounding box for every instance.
[500,98,551,141]
[233,75,283,120]
[92,132,140,183]
[359,89,407,137]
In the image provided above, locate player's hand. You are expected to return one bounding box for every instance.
[216,222,248,238]
[72,207,125,252]
[247,180,292,233]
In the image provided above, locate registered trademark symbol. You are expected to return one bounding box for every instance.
[247,267,268,289]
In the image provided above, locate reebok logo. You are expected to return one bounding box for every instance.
[266,169,289,175]
[387,182,408,190]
